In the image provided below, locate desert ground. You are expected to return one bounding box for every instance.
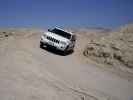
[0,25,133,100]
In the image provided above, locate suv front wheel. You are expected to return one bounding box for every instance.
[40,41,44,48]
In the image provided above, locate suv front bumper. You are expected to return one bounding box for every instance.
[40,36,74,52]
[40,40,69,52]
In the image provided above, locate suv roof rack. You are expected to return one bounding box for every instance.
[49,27,73,35]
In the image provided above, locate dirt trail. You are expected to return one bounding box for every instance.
[0,31,133,100]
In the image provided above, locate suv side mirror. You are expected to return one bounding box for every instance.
[48,29,50,32]
[71,35,76,42]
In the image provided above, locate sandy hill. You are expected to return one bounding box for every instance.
[0,26,133,100]
[83,23,133,74]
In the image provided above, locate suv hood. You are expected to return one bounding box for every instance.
[44,32,70,43]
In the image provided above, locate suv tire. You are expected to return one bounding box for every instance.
[40,42,44,48]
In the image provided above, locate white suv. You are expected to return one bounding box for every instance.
[40,28,76,53]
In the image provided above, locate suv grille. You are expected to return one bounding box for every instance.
[47,36,60,44]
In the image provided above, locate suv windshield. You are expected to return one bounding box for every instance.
[49,28,71,39]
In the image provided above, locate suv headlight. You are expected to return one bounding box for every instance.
[60,41,67,45]
[43,34,47,37]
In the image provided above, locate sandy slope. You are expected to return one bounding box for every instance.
[0,29,133,100]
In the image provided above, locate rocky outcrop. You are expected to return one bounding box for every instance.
[0,31,14,38]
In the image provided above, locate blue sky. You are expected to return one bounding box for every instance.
[0,0,133,28]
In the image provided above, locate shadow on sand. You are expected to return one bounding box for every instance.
[40,45,74,56]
